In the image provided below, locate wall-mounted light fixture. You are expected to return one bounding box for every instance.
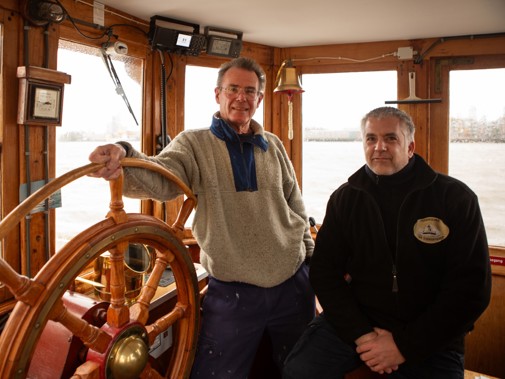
[22,0,66,26]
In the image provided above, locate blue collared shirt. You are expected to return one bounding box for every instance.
[210,115,268,192]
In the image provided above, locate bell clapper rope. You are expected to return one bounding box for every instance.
[288,99,294,140]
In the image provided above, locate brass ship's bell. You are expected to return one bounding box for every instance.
[274,66,304,93]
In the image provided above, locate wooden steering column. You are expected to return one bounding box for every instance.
[0,158,199,379]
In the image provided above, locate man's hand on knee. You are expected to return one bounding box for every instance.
[355,327,405,374]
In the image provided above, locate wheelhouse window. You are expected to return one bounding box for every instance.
[449,68,505,247]
[56,40,143,251]
[301,71,397,225]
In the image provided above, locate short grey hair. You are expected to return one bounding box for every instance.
[360,106,416,142]
[217,57,266,93]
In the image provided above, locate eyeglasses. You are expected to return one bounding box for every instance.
[220,86,260,100]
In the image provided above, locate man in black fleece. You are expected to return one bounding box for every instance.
[283,106,491,379]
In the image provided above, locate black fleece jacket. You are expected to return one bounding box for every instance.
[310,154,491,363]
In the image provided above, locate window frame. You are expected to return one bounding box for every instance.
[429,54,505,258]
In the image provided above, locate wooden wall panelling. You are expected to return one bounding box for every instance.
[464,247,505,377]
[172,54,186,138]
[397,63,432,161]
[0,2,59,279]
[427,58,450,173]
[241,41,274,67]
[1,2,23,274]
[465,270,505,378]
[285,40,402,67]
[19,20,64,277]
[270,48,283,139]
[18,124,52,276]
[0,1,24,305]
[139,47,156,217]
[149,48,164,154]
[419,35,505,60]
[142,49,155,156]
[18,21,62,275]
[160,53,186,224]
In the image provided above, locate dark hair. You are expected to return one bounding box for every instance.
[360,106,416,142]
[217,57,266,93]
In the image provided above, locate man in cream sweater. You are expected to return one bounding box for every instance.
[89,57,315,378]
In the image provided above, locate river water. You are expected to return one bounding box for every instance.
[55,141,505,248]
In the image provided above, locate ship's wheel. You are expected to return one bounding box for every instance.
[0,158,200,379]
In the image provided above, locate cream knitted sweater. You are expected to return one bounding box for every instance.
[120,116,314,287]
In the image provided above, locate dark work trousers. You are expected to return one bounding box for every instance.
[190,264,315,379]
[282,315,465,379]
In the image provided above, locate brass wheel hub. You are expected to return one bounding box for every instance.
[106,324,149,379]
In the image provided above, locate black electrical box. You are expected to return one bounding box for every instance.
[204,26,243,58]
[149,15,206,56]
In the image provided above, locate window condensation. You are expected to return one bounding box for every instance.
[302,71,397,225]
[55,40,143,251]
[449,68,505,246]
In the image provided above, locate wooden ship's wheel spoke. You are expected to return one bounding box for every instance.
[49,298,112,354]
[130,248,175,324]
[0,159,199,379]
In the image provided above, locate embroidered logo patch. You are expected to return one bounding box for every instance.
[413,217,449,244]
